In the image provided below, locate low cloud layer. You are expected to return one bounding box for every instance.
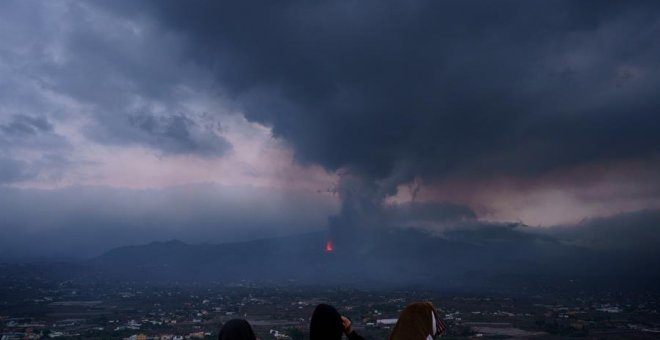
[0,184,338,259]
[547,209,660,254]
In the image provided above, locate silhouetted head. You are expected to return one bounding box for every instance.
[218,319,257,340]
[390,302,445,340]
[310,303,343,340]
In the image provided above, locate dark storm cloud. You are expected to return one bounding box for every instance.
[385,201,476,225]
[98,0,660,182]
[0,114,71,184]
[0,115,53,136]
[547,209,660,254]
[128,113,230,156]
[0,114,69,151]
[87,112,231,156]
[0,1,231,158]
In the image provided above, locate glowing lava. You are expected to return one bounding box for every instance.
[325,240,334,253]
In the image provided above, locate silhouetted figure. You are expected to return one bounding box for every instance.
[389,302,446,340]
[310,303,364,340]
[218,319,257,340]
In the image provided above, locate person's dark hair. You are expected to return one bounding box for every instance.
[310,303,344,340]
[218,319,257,340]
[389,302,445,340]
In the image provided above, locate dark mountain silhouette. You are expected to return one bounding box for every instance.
[89,224,660,292]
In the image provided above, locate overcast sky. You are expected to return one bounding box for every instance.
[1,0,659,258]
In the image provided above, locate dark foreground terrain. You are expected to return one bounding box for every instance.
[1,271,660,340]
[2,223,660,339]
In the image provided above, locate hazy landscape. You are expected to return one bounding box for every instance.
[2,0,660,339]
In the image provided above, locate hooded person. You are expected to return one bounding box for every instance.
[389,302,446,340]
[310,303,364,340]
[218,319,257,340]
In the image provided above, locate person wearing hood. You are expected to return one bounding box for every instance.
[310,303,364,340]
[389,302,446,340]
[218,319,257,340]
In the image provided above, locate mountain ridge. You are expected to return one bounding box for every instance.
[89,224,660,292]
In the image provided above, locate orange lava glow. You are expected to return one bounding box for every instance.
[325,240,334,252]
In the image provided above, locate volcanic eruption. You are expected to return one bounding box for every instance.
[325,240,334,253]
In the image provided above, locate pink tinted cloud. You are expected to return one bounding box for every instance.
[390,157,660,226]
[15,112,338,197]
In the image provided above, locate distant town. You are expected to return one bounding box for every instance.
[1,269,659,339]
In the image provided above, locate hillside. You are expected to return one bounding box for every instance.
[90,225,660,292]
